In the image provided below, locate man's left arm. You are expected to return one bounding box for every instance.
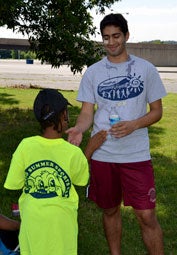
[110,99,163,138]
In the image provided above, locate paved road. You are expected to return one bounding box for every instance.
[0,59,177,92]
[0,60,84,91]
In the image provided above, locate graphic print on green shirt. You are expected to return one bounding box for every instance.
[24,160,71,199]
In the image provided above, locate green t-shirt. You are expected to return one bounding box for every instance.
[4,136,89,255]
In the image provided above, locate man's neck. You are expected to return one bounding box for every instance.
[107,52,129,64]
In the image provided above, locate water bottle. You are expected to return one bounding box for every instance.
[109,106,120,126]
[109,107,120,140]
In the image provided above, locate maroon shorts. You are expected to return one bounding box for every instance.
[88,160,156,210]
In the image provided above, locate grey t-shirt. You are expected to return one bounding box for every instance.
[77,55,167,163]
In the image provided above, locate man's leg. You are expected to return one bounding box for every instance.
[134,209,164,255]
[103,205,122,255]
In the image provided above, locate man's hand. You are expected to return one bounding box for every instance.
[109,120,136,138]
[66,102,94,146]
[65,126,83,146]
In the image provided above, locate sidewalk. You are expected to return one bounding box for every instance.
[157,67,177,93]
[0,59,176,92]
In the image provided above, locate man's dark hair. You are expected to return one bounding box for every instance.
[100,13,129,36]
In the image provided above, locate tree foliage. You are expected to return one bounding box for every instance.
[0,0,120,73]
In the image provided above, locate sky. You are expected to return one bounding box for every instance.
[91,0,177,42]
[0,0,177,43]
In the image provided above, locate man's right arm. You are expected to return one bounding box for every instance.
[66,102,94,146]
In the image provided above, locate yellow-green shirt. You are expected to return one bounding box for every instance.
[4,136,89,255]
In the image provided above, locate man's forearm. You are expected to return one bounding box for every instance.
[74,101,94,133]
[134,111,161,130]
[133,102,163,130]
[75,111,93,133]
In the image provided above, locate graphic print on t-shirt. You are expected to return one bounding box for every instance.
[24,160,71,199]
[97,73,144,101]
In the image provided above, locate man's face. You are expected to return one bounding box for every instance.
[102,25,129,59]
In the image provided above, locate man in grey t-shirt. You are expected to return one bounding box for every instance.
[66,13,166,255]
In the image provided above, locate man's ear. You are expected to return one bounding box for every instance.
[125,31,130,42]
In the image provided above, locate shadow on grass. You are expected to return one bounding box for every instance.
[0,105,177,255]
[0,105,84,213]
[0,107,39,213]
[77,151,177,255]
[0,93,19,106]
[148,125,166,149]
[152,152,177,255]
[77,125,177,255]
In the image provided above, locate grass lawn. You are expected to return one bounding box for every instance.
[0,87,177,255]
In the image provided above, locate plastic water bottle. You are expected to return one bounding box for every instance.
[109,107,120,126]
[109,107,120,140]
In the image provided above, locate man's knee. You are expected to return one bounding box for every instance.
[103,206,120,217]
[134,209,158,228]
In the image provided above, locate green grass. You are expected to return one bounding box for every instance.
[0,88,177,255]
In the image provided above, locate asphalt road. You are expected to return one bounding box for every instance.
[0,59,177,93]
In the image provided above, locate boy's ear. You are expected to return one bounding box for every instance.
[63,109,69,122]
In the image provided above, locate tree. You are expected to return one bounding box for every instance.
[20,50,36,60]
[0,0,120,73]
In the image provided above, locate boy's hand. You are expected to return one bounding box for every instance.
[84,130,107,161]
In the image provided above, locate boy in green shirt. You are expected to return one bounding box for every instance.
[4,89,106,255]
